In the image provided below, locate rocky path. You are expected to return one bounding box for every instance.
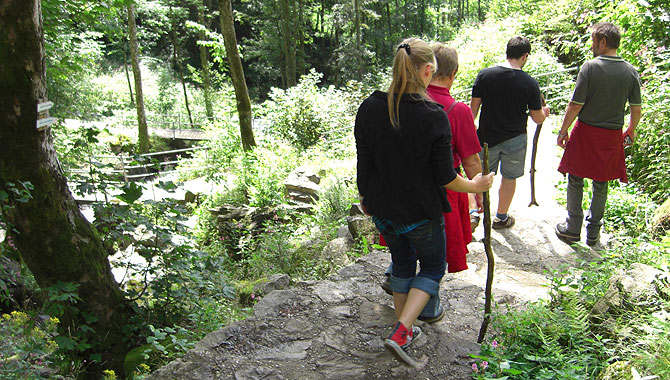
[147,117,602,380]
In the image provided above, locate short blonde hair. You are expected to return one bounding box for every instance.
[431,42,458,79]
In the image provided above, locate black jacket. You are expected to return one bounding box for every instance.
[355,91,457,223]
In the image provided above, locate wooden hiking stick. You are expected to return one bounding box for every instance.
[477,143,494,344]
[528,94,547,207]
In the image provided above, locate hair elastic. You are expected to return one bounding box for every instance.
[397,43,411,55]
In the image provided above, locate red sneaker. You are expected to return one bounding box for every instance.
[384,321,421,366]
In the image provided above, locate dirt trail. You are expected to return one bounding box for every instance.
[147,116,600,380]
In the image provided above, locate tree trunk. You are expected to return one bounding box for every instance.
[386,3,392,39]
[122,49,135,107]
[219,0,256,150]
[198,1,214,119]
[127,3,150,153]
[279,0,296,87]
[297,0,304,77]
[354,0,362,80]
[170,27,195,130]
[0,1,134,378]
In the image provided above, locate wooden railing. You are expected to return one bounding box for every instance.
[66,146,212,183]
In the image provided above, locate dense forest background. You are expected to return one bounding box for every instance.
[45,0,491,117]
[1,0,670,379]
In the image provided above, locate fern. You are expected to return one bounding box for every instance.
[561,291,590,347]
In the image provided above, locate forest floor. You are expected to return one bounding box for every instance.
[146,116,606,379]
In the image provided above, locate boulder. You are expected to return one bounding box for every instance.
[209,204,256,222]
[316,237,354,267]
[336,225,353,240]
[591,263,665,316]
[285,168,321,204]
[346,204,377,244]
[253,274,291,296]
[595,361,633,380]
[652,197,670,232]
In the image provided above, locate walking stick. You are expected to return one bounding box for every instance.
[477,143,494,344]
[528,95,547,207]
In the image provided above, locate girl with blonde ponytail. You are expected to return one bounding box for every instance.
[387,38,436,127]
[355,38,493,366]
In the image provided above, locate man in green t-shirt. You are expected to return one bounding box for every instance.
[555,22,642,246]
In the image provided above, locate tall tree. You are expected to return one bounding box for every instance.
[0,1,134,377]
[219,0,256,150]
[166,3,195,129]
[198,0,214,119]
[279,0,297,87]
[353,0,362,80]
[127,2,150,153]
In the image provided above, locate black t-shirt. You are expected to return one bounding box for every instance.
[471,66,542,147]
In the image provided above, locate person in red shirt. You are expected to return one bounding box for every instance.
[379,44,483,313]
[426,42,483,273]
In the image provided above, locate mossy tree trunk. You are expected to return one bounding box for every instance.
[219,0,256,151]
[128,2,150,153]
[0,1,134,377]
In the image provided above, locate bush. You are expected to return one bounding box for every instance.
[0,312,60,379]
[626,49,670,203]
[261,70,360,151]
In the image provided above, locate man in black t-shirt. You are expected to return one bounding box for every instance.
[470,36,549,229]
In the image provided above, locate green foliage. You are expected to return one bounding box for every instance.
[475,299,609,379]
[183,119,242,182]
[229,219,317,280]
[554,179,659,239]
[475,234,670,379]
[314,174,357,227]
[261,70,360,151]
[627,49,670,202]
[0,311,60,380]
[602,183,658,238]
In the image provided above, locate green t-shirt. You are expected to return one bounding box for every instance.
[572,55,642,130]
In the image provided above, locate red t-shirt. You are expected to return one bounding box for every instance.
[427,84,481,168]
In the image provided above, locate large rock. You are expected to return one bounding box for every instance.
[316,237,354,267]
[591,263,665,316]
[652,197,670,232]
[346,203,377,244]
[209,204,256,222]
[253,274,291,296]
[285,168,321,204]
[595,361,633,380]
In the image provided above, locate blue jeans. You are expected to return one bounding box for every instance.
[381,218,446,318]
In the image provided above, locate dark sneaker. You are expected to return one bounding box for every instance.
[492,215,515,229]
[470,214,480,233]
[586,234,600,247]
[555,222,580,243]
[417,305,445,324]
[384,322,422,366]
[381,277,393,295]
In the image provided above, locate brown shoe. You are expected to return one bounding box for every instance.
[470,213,480,233]
[492,215,515,229]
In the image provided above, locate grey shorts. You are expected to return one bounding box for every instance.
[481,133,527,179]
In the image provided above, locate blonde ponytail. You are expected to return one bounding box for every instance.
[387,38,436,127]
